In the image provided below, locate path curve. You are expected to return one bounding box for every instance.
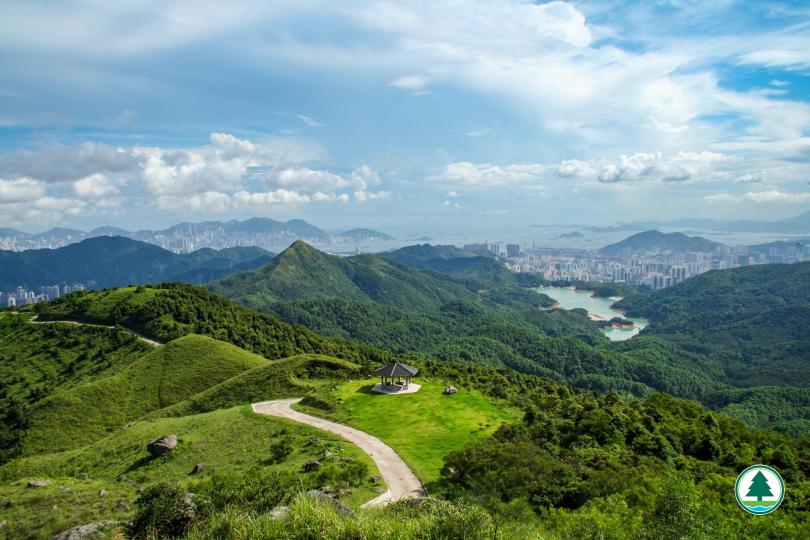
[252,398,425,507]
[28,316,162,347]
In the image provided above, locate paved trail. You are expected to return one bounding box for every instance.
[28,316,162,347]
[252,398,425,507]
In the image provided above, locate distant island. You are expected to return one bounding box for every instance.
[599,230,722,256]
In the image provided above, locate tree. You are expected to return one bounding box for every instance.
[747,471,773,501]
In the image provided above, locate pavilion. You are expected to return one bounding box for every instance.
[374,361,419,389]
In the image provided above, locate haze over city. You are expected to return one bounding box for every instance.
[1,0,809,234]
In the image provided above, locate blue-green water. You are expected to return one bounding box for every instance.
[534,286,648,341]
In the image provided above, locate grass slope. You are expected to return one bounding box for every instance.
[21,335,268,455]
[153,354,362,418]
[1,406,383,539]
[297,379,519,484]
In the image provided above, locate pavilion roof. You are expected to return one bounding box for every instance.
[374,361,419,378]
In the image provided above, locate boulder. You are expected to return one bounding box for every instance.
[98,489,108,497]
[304,489,354,517]
[115,501,130,512]
[190,463,205,475]
[302,461,321,472]
[368,475,381,484]
[146,434,177,457]
[269,505,289,520]
[444,386,458,395]
[27,479,52,488]
[52,520,122,540]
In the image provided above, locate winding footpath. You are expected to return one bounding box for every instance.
[28,315,162,347]
[252,398,425,507]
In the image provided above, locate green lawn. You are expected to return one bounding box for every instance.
[299,379,519,484]
[0,406,384,539]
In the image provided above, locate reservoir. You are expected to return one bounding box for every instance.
[534,286,648,341]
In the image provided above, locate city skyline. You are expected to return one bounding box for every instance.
[1,1,810,232]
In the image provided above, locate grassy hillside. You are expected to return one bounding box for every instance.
[297,379,519,483]
[153,354,362,418]
[0,313,150,463]
[21,335,269,455]
[1,406,383,539]
[34,283,390,365]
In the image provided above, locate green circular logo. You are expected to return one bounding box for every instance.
[735,464,784,515]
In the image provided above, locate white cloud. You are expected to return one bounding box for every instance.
[267,167,350,192]
[735,172,763,183]
[389,75,429,91]
[296,114,325,127]
[0,177,45,203]
[465,128,492,137]
[556,159,594,178]
[437,162,546,187]
[743,190,810,203]
[72,173,118,198]
[354,190,390,202]
[598,152,693,183]
[445,190,460,198]
[704,192,739,204]
[704,190,810,204]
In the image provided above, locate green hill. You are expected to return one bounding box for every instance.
[599,230,722,255]
[617,261,810,388]
[20,335,269,455]
[33,283,389,364]
[209,240,484,312]
[379,244,539,285]
[0,236,274,289]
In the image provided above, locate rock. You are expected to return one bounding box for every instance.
[115,501,130,512]
[52,520,123,540]
[368,475,381,484]
[76,473,89,481]
[0,520,5,528]
[52,504,60,511]
[302,461,321,472]
[190,463,205,475]
[322,450,332,457]
[444,386,458,395]
[304,490,354,517]
[27,479,51,488]
[98,489,108,497]
[115,474,127,482]
[146,434,177,457]
[269,505,289,520]
[1,500,12,509]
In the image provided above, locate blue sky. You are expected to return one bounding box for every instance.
[0,0,809,233]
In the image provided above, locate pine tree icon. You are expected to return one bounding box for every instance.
[747,471,773,501]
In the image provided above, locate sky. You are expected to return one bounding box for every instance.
[0,0,809,234]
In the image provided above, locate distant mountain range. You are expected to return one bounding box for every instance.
[0,236,275,289]
[0,218,392,252]
[599,230,723,255]
[587,210,810,234]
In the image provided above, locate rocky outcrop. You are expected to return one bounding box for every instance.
[27,479,52,488]
[146,434,177,457]
[52,520,122,540]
